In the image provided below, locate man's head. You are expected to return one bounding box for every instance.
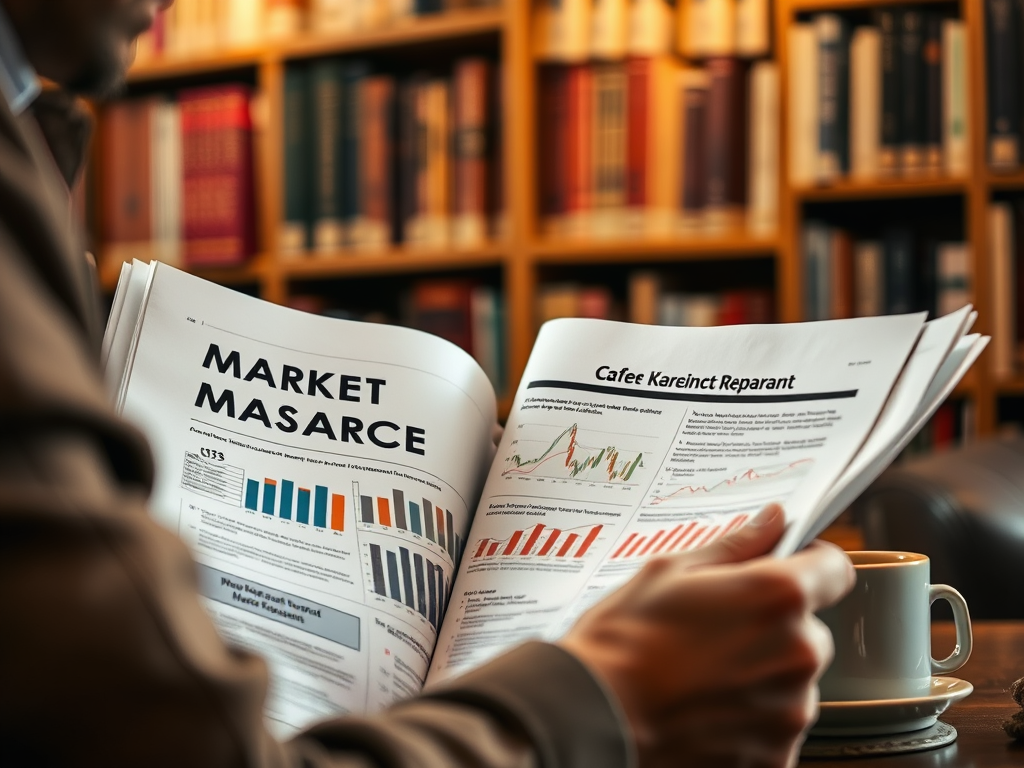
[2,0,172,98]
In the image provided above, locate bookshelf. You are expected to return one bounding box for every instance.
[91,0,1018,448]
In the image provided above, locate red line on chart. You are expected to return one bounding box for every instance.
[649,459,813,506]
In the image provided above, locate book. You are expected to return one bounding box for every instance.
[849,26,881,180]
[876,8,901,175]
[704,57,747,229]
[747,60,778,234]
[989,201,1015,376]
[942,19,969,175]
[985,0,1020,169]
[788,23,819,186]
[104,260,987,734]
[816,14,849,182]
[282,64,312,255]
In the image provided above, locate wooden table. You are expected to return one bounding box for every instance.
[801,622,1024,766]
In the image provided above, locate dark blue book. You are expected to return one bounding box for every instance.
[987,0,1021,168]
[923,13,943,172]
[816,14,849,179]
[875,9,901,174]
[884,228,916,314]
[342,61,371,245]
[899,10,926,173]
[310,58,346,252]
[283,63,312,253]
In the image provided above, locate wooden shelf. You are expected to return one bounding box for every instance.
[531,235,779,263]
[278,8,505,59]
[793,177,968,202]
[126,9,505,83]
[788,0,955,11]
[98,253,271,292]
[993,377,1024,396]
[279,246,507,280]
[987,170,1024,190]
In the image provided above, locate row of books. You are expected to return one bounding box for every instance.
[283,58,501,253]
[535,276,774,326]
[789,11,968,185]
[535,0,770,62]
[100,85,256,269]
[135,0,500,61]
[801,223,970,322]
[903,401,970,455]
[538,57,778,238]
[989,200,1024,377]
[986,0,1024,170]
[288,280,506,392]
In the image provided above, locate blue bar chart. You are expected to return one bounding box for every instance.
[244,476,346,531]
[355,481,464,562]
[368,542,449,630]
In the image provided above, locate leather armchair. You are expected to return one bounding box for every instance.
[851,436,1024,620]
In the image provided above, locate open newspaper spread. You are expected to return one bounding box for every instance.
[105,262,987,732]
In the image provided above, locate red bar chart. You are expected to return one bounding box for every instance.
[472,523,604,561]
[610,514,750,560]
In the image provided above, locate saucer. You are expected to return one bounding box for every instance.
[811,677,973,736]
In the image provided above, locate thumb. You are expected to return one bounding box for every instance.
[677,503,786,568]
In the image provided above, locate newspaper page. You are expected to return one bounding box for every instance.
[426,314,933,683]
[116,264,496,735]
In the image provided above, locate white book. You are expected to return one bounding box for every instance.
[627,0,673,55]
[735,0,769,57]
[679,0,735,57]
[534,0,591,62]
[788,23,819,186]
[748,61,779,234]
[853,241,884,317]
[942,19,969,176]
[591,0,628,59]
[989,202,1016,378]
[224,0,265,47]
[849,26,881,180]
[152,102,183,269]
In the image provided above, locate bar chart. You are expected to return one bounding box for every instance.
[367,542,450,630]
[609,515,749,560]
[244,476,346,531]
[354,481,463,564]
[471,523,604,561]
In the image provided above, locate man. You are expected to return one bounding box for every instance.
[0,1,855,765]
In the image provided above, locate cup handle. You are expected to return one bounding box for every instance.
[929,584,973,675]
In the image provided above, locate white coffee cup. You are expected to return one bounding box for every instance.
[818,551,972,702]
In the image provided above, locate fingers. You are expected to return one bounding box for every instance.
[676,503,786,569]
[776,540,855,613]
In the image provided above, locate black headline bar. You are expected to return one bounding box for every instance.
[526,380,858,404]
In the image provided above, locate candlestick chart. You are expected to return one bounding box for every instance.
[502,423,650,485]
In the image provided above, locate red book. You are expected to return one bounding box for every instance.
[408,280,475,353]
[931,403,957,449]
[538,65,569,231]
[831,229,855,319]
[180,85,255,267]
[626,58,649,208]
[361,76,394,249]
[705,57,748,226]
[566,64,593,218]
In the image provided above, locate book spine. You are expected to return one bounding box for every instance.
[282,65,310,254]
[311,59,345,252]
[536,0,591,62]
[986,0,1020,169]
[566,64,592,235]
[538,65,568,234]
[426,79,451,246]
[361,77,393,250]
[152,100,183,268]
[343,62,370,246]
[935,242,971,317]
[680,69,709,225]
[453,59,490,247]
[830,229,854,319]
[628,0,672,56]
[787,23,819,186]
[883,228,915,314]
[591,0,627,60]
[816,14,847,181]
[990,202,1015,376]
[628,270,661,324]
[747,60,778,234]
[181,85,255,267]
[626,57,650,210]
[266,0,305,38]
[735,0,770,57]
[683,0,736,57]
[876,9,901,175]
[649,57,682,235]
[923,13,943,174]
[854,241,885,317]
[899,10,925,175]
[705,57,746,229]
[397,78,419,245]
[802,221,830,320]
[592,63,627,235]
[849,27,881,180]
[942,20,969,175]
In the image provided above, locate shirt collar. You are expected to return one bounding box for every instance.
[0,4,40,115]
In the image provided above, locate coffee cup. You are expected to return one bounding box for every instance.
[817,551,972,702]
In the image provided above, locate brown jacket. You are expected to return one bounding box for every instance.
[0,91,631,768]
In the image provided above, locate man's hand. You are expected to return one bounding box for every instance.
[558,504,855,768]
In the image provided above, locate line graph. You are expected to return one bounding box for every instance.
[502,423,650,484]
[647,459,813,509]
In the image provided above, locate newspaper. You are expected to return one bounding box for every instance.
[105,261,987,731]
